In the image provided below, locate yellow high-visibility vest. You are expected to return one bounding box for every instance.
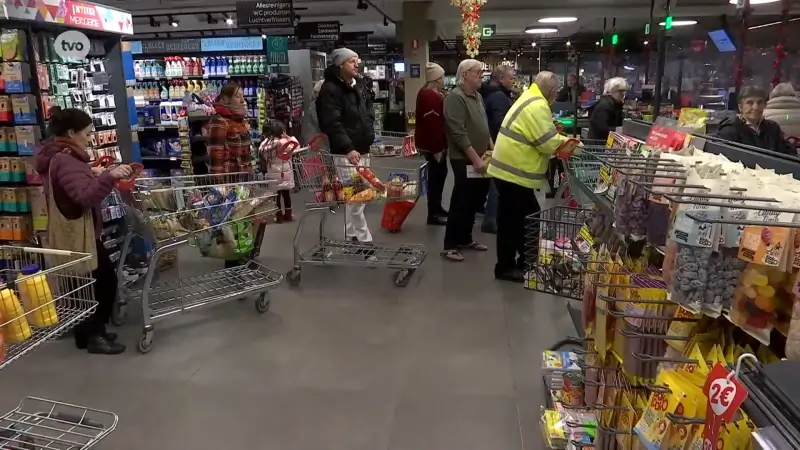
[486,83,568,189]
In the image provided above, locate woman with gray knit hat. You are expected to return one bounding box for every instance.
[415,62,449,225]
[765,83,800,142]
[317,47,376,243]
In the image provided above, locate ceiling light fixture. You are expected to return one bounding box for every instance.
[658,19,696,26]
[262,34,267,39]
[169,15,178,27]
[624,65,634,71]
[223,14,234,25]
[728,0,778,4]
[525,26,558,34]
[643,40,649,45]
[595,41,600,45]
[566,40,571,46]
[538,17,577,23]
[531,41,537,47]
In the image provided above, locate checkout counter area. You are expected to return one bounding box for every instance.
[621,118,800,178]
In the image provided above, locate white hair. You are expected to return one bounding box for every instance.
[604,77,628,94]
[456,59,483,85]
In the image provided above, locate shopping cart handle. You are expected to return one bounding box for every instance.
[91,155,116,168]
[116,163,144,190]
[308,134,327,152]
[277,140,300,160]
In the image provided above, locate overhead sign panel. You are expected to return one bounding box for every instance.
[236,0,295,28]
[296,21,340,41]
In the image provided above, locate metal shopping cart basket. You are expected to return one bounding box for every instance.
[286,134,428,287]
[552,140,608,208]
[370,131,419,158]
[0,246,118,449]
[113,172,284,353]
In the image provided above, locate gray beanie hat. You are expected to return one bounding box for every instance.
[331,47,359,66]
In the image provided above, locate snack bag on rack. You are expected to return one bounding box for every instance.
[633,371,693,450]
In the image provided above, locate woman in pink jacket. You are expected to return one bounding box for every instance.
[34,107,132,355]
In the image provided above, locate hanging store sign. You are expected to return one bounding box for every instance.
[3,0,133,35]
[266,36,289,64]
[339,32,369,48]
[296,21,340,42]
[368,43,387,55]
[236,1,295,29]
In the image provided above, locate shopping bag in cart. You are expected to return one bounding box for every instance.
[381,200,416,232]
[196,222,255,260]
[92,156,151,240]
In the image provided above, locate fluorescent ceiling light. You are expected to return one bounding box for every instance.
[658,19,697,26]
[525,26,559,34]
[729,0,778,4]
[538,17,577,23]
[624,65,635,71]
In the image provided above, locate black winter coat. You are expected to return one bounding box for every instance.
[717,116,795,156]
[587,95,624,142]
[316,66,375,155]
[479,81,514,140]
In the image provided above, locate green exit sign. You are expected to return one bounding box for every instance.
[481,25,496,37]
[665,15,673,29]
[611,34,619,45]
[645,23,650,34]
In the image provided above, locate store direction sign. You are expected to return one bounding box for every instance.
[481,25,496,37]
[296,21,340,41]
[236,0,295,29]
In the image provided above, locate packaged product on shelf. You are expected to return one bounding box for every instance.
[542,350,582,389]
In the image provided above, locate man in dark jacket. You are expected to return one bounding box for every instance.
[718,86,795,156]
[317,47,376,243]
[479,65,515,234]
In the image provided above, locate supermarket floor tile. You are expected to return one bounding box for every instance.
[0,185,570,450]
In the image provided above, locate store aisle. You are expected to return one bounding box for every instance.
[0,195,577,449]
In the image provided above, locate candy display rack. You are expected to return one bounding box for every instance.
[531,118,800,449]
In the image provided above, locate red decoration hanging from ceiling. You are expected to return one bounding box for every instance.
[771,0,792,88]
[451,0,487,57]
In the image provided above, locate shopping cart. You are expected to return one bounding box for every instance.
[0,246,118,448]
[552,140,609,208]
[287,134,428,287]
[113,172,284,353]
[370,131,418,158]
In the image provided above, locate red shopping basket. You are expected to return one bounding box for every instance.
[381,200,416,232]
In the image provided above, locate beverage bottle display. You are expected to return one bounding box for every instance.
[0,284,31,343]
[17,264,57,328]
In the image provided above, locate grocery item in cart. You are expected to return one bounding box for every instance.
[0,285,31,343]
[356,167,385,192]
[16,264,57,328]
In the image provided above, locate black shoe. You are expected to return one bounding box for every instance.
[481,223,497,234]
[104,331,118,342]
[495,269,525,283]
[427,216,447,226]
[86,335,126,355]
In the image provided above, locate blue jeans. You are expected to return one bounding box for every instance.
[483,180,498,228]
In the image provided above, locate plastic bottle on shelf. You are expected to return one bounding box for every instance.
[0,284,32,344]
[16,264,57,328]
[134,60,142,79]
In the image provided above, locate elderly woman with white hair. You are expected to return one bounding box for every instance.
[441,58,493,262]
[587,77,628,142]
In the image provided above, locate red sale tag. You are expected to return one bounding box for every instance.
[702,363,748,449]
[645,124,689,152]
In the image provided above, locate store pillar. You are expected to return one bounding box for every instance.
[397,1,436,124]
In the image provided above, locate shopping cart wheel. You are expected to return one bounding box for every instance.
[255,293,271,313]
[286,268,302,286]
[393,269,415,287]
[137,330,154,354]
[111,301,127,326]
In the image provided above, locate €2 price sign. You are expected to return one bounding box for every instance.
[702,363,748,450]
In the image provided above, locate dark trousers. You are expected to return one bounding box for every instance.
[495,178,541,273]
[423,151,448,217]
[76,240,116,337]
[444,160,490,250]
[276,190,292,211]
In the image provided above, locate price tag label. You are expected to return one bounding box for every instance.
[702,363,748,449]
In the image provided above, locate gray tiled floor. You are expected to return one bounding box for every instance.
[0,183,577,449]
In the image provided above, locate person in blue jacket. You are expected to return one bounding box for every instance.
[479,65,515,234]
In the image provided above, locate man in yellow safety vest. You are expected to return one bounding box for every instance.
[486,71,581,282]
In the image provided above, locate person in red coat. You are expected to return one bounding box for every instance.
[415,62,448,225]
